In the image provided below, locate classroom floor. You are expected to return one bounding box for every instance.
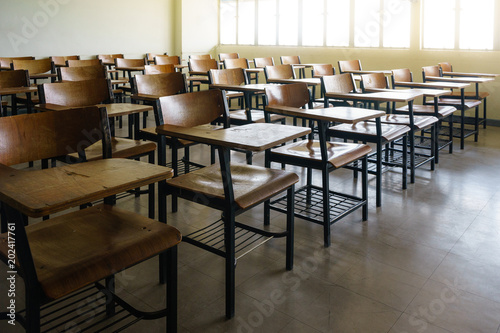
[2,115,500,333]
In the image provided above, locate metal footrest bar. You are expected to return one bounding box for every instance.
[269,185,365,226]
[183,218,275,261]
[165,158,204,176]
[439,126,477,139]
[13,285,146,332]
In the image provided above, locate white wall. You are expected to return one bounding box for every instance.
[0,0,175,58]
[181,0,218,59]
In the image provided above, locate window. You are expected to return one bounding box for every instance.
[302,0,324,47]
[326,0,350,47]
[383,0,411,48]
[258,0,277,45]
[422,0,494,50]
[278,0,299,46]
[220,0,236,44]
[238,0,255,44]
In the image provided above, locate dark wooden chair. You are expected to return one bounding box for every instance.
[0,69,32,116]
[146,52,168,63]
[11,58,57,82]
[57,64,107,81]
[422,65,481,149]
[0,106,180,333]
[253,57,274,69]
[338,59,362,73]
[188,54,212,60]
[66,58,102,67]
[265,83,371,247]
[223,57,259,83]
[322,73,411,207]
[50,55,80,67]
[187,58,218,91]
[218,52,239,68]
[157,89,297,319]
[280,55,306,78]
[264,64,295,81]
[145,64,175,74]
[0,56,34,70]
[155,55,182,66]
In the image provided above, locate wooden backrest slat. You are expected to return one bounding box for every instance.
[422,65,441,79]
[321,73,357,94]
[12,58,54,75]
[51,55,79,67]
[223,58,249,70]
[265,83,310,108]
[209,68,247,85]
[253,57,274,68]
[146,52,167,62]
[0,106,110,165]
[188,59,218,72]
[144,64,175,74]
[158,90,229,128]
[0,56,35,69]
[438,62,453,72]
[0,70,30,88]
[134,72,187,96]
[338,59,362,73]
[360,72,389,90]
[67,59,102,67]
[154,56,181,66]
[312,64,335,77]
[280,56,301,65]
[391,68,413,82]
[58,65,107,81]
[219,53,239,62]
[115,58,147,67]
[189,54,212,60]
[264,64,295,80]
[40,78,112,106]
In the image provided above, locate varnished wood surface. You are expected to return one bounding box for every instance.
[342,69,392,75]
[0,159,173,217]
[35,102,152,117]
[209,83,275,93]
[393,80,470,90]
[325,90,423,103]
[266,78,321,86]
[265,105,385,123]
[425,76,494,84]
[0,86,37,95]
[441,71,499,78]
[363,87,451,97]
[156,123,310,151]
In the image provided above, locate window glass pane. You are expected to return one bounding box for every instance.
[278,0,299,46]
[459,0,494,50]
[302,0,324,46]
[258,0,277,45]
[354,0,380,47]
[422,0,455,49]
[220,0,237,44]
[238,0,255,45]
[382,0,411,48]
[326,0,350,47]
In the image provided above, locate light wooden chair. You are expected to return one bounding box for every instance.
[0,69,32,116]
[187,58,218,91]
[50,55,80,67]
[144,64,175,75]
[280,55,306,78]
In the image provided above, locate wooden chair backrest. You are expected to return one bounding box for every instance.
[146,52,167,62]
[0,56,34,69]
[11,58,54,74]
[58,65,107,81]
[0,106,111,166]
[67,59,102,67]
[265,82,310,109]
[280,55,301,65]
[438,62,452,72]
[154,55,181,66]
[133,72,187,96]
[0,70,30,88]
[422,65,441,80]
[144,64,175,74]
[219,53,239,63]
[209,68,247,85]
[391,68,413,83]
[188,59,218,73]
[39,78,112,107]
[253,57,274,68]
[321,73,357,94]
[51,55,80,67]
[360,72,389,91]
[115,58,147,67]
[158,89,229,128]
[264,64,295,80]
[338,59,362,73]
[312,64,335,77]
[189,54,212,60]
[223,58,249,70]
[97,54,124,62]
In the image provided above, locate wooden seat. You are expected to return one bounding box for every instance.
[322,73,411,207]
[50,55,79,67]
[158,89,297,319]
[145,64,175,74]
[264,82,371,246]
[0,106,180,332]
[0,69,33,116]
